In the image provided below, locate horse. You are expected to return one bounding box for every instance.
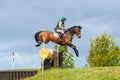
[34,26,82,57]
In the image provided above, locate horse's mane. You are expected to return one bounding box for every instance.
[65,26,81,33]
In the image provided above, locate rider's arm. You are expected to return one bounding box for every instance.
[58,21,64,29]
[58,21,67,30]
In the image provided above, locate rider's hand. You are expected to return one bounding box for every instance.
[63,27,67,30]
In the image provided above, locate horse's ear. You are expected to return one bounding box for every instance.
[78,25,82,29]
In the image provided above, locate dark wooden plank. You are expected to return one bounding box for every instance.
[0,70,38,80]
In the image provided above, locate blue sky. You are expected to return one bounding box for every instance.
[0,0,120,70]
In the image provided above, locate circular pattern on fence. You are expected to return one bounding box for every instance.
[39,48,54,59]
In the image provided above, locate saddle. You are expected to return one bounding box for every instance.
[54,32,59,37]
[54,32,64,39]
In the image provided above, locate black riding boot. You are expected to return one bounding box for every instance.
[60,33,64,41]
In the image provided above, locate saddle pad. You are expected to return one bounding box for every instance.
[54,32,59,37]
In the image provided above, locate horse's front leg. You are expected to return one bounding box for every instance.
[69,43,79,57]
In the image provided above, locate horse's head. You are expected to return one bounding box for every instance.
[74,26,82,38]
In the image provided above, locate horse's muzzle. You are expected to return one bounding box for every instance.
[78,36,81,38]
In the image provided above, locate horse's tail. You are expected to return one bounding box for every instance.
[34,31,42,43]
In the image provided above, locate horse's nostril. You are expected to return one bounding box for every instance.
[78,36,81,38]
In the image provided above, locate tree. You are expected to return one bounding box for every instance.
[54,44,74,68]
[87,32,120,67]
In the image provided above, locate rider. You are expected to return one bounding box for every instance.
[55,17,67,41]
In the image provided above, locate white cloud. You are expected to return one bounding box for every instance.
[0,42,16,51]
[0,38,33,51]
[0,51,40,69]
[13,51,40,69]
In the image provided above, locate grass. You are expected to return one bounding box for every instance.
[25,67,120,80]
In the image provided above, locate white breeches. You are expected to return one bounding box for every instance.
[56,29,64,34]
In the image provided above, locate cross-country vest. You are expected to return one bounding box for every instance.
[55,21,65,31]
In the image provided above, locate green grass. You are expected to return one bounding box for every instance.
[25,67,120,80]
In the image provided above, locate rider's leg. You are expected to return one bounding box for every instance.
[59,30,64,41]
[60,33,64,41]
[56,29,64,41]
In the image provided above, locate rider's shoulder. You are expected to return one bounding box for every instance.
[58,21,62,24]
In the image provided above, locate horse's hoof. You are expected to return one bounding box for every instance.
[76,54,79,57]
[35,44,40,47]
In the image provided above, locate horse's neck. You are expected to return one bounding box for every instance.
[65,28,75,37]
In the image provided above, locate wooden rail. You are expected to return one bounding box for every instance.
[0,70,38,80]
[43,51,63,69]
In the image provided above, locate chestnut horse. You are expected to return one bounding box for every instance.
[34,26,82,57]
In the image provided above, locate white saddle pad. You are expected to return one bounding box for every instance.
[54,32,59,37]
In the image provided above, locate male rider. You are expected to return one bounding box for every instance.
[55,17,67,41]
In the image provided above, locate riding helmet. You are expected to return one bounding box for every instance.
[61,17,67,21]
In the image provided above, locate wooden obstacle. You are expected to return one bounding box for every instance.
[44,51,63,69]
[39,48,63,69]
[53,51,63,68]
[0,70,37,80]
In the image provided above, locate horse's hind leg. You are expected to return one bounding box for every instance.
[34,31,42,47]
[35,41,42,47]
